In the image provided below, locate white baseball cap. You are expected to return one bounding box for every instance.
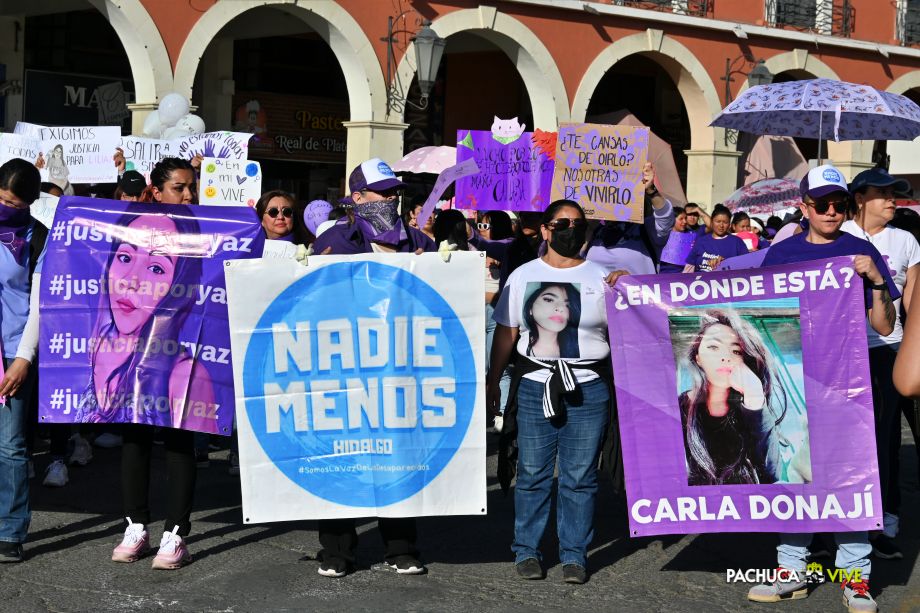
[800,164,849,199]
[348,158,405,193]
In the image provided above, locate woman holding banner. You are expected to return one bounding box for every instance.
[139,158,197,205]
[678,310,802,487]
[488,198,628,585]
[0,159,44,563]
[78,207,215,571]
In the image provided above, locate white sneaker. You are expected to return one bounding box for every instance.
[68,435,93,466]
[42,459,69,487]
[151,526,192,570]
[492,415,504,433]
[93,433,123,448]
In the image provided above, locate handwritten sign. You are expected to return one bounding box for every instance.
[551,123,649,223]
[416,159,480,230]
[0,133,42,168]
[13,122,120,184]
[119,136,175,180]
[31,193,59,229]
[454,130,553,211]
[176,131,251,161]
[199,157,262,207]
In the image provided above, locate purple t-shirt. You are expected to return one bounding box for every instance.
[686,233,748,271]
[761,232,900,307]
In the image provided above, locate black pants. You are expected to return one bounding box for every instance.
[318,517,418,565]
[868,345,909,516]
[121,426,196,536]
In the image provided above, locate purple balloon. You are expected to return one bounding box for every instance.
[304,199,333,235]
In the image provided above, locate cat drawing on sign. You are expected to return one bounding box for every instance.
[491,117,525,144]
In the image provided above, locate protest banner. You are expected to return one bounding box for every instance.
[416,158,479,229]
[455,130,554,212]
[35,125,120,184]
[118,135,176,179]
[225,252,486,522]
[38,197,265,435]
[199,157,262,207]
[607,257,881,536]
[551,123,649,223]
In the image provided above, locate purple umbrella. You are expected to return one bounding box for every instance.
[710,78,920,142]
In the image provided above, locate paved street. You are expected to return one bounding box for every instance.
[2,428,919,613]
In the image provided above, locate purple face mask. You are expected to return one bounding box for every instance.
[0,204,32,261]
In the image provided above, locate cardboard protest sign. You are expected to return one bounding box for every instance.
[552,123,649,223]
[118,136,176,179]
[455,130,554,211]
[226,252,486,521]
[38,198,265,435]
[607,258,881,536]
[199,158,262,207]
[660,231,697,267]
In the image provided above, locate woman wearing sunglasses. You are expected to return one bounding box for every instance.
[488,199,625,585]
[255,190,302,242]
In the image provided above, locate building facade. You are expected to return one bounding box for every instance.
[2,0,920,204]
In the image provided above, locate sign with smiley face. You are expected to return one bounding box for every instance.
[199,157,262,207]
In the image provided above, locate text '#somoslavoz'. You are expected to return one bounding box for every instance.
[263,317,457,434]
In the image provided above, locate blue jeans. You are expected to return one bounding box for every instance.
[0,358,35,544]
[512,377,609,567]
[778,532,871,579]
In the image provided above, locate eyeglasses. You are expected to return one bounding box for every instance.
[808,199,849,215]
[266,206,293,219]
[477,222,491,231]
[544,218,587,231]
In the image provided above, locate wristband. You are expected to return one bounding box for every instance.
[869,282,888,291]
[646,185,659,197]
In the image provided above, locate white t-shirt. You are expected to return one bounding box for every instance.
[493,258,610,383]
[842,220,920,347]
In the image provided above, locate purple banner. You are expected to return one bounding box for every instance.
[607,257,881,536]
[38,197,265,435]
[454,130,553,212]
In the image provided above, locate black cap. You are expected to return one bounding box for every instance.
[118,170,147,197]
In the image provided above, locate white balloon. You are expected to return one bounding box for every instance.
[142,110,162,138]
[157,93,190,127]
[161,126,187,140]
[174,113,206,136]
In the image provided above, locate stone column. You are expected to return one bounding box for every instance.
[341,120,410,175]
[683,148,743,208]
[826,139,875,181]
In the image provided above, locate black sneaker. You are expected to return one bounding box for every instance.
[384,554,426,575]
[317,555,350,578]
[515,558,544,580]
[871,534,903,560]
[562,563,587,584]
[0,541,23,563]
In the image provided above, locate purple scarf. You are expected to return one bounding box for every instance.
[0,205,31,261]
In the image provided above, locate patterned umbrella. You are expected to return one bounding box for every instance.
[390,146,457,174]
[711,78,920,141]
[723,178,801,216]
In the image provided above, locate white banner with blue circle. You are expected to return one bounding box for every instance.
[226,253,487,521]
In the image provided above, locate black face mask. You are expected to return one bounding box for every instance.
[550,225,587,258]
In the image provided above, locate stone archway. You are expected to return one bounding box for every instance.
[87,0,172,133]
[572,30,730,206]
[391,6,569,131]
[173,0,392,171]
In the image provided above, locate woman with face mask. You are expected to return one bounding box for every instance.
[487,199,625,585]
[0,159,44,562]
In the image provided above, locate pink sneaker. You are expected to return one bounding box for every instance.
[111,518,150,563]
[151,526,192,570]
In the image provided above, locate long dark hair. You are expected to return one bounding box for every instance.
[523,282,581,358]
[142,157,196,203]
[0,159,41,205]
[433,209,470,250]
[483,210,513,240]
[683,310,788,484]
[85,210,203,420]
